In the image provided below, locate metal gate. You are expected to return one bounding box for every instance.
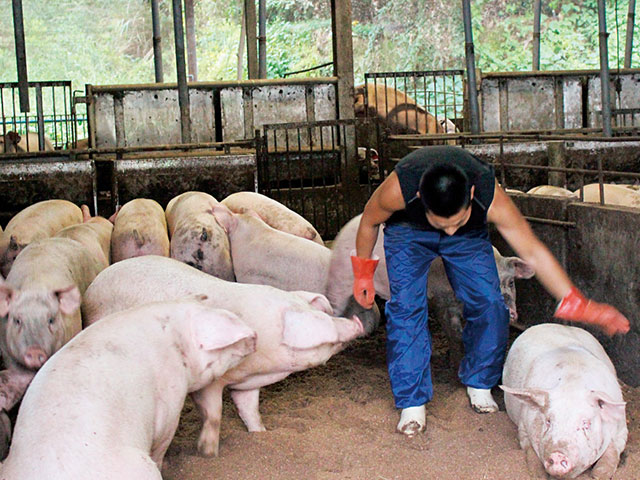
[257,119,377,238]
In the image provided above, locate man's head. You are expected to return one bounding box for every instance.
[418,163,474,235]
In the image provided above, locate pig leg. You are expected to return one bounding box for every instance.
[0,368,36,411]
[230,388,266,432]
[190,381,224,457]
[0,410,11,461]
[590,443,621,480]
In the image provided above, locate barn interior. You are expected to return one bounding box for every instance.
[2,1,640,478]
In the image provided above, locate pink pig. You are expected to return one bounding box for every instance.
[0,299,256,480]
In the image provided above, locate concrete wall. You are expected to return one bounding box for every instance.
[88,79,337,148]
[480,70,640,132]
[492,194,640,386]
[0,156,95,226]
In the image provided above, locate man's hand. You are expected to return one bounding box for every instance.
[351,255,379,309]
[554,287,630,336]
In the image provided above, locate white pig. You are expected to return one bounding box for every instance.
[0,200,82,277]
[165,191,234,281]
[83,255,374,457]
[0,299,257,480]
[55,206,113,269]
[221,191,324,245]
[501,323,627,479]
[0,237,105,371]
[111,198,170,263]
[574,183,640,208]
[527,185,578,197]
[212,204,330,293]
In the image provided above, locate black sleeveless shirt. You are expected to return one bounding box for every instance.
[386,146,496,234]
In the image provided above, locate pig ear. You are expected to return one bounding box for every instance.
[500,385,549,410]
[282,310,339,349]
[506,257,535,279]
[191,309,255,351]
[55,285,81,315]
[210,204,236,234]
[590,390,626,422]
[290,291,334,315]
[0,283,16,317]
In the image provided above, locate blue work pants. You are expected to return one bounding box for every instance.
[383,223,509,409]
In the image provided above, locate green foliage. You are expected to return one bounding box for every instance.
[0,0,638,90]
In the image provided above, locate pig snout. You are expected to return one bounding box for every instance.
[544,451,573,478]
[23,345,48,369]
[502,294,517,321]
[342,295,380,336]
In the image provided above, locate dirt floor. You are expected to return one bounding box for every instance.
[162,314,640,480]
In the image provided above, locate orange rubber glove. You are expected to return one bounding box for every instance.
[554,287,630,336]
[351,255,379,309]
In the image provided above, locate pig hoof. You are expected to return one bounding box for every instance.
[396,405,426,437]
[466,387,499,413]
[197,430,220,457]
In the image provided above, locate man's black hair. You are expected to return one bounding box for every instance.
[419,163,472,217]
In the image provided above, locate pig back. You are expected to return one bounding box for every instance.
[502,323,619,421]
[165,192,234,281]
[111,198,170,263]
[0,200,83,277]
[229,213,331,294]
[55,218,113,269]
[221,191,324,245]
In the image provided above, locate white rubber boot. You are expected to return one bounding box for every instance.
[396,405,426,436]
[466,387,499,413]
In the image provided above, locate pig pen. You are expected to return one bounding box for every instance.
[161,317,640,480]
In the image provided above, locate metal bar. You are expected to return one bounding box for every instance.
[625,0,636,68]
[462,0,480,135]
[35,85,44,149]
[258,0,267,79]
[244,0,258,79]
[283,62,333,77]
[172,0,192,143]
[533,0,542,70]
[524,216,577,228]
[597,0,613,137]
[151,0,164,83]
[185,0,198,82]
[12,0,29,113]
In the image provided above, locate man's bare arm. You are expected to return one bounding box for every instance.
[356,172,406,259]
[488,182,573,301]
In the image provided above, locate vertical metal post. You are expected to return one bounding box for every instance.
[12,0,29,113]
[462,0,480,135]
[185,0,198,81]
[151,0,164,83]
[258,0,267,78]
[172,0,192,143]
[625,0,636,68]
[331,0,358,207]
[244,0,258,79]
[237,6,246,80]
[533,0,542,70]
[597,0,613,137]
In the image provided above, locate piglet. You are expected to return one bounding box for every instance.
[165,191,234,281]
[0,299,256,480]
[111,198,169,263]
[0,200,82,277]
[221,191,324,245]
[501,323,627,479]
[55,205,113,269]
